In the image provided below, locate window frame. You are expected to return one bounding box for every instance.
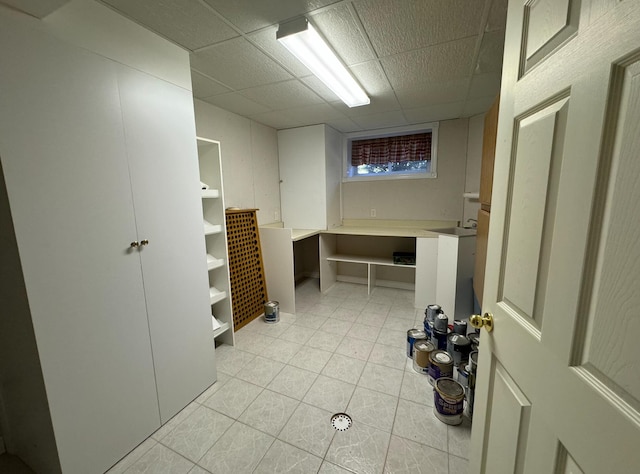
[343,122,439,182]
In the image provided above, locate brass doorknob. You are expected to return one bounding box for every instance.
[470,313,494,332]
[140,239,149,246]
[130,241,139,248]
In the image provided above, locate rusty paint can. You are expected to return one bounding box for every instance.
[433,377,465,425]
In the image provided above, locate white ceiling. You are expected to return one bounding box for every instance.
[9,0,508,132]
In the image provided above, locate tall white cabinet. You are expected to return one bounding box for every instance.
[0,8,215,474]
[198,138,234,346]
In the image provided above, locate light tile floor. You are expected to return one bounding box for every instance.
[108,280,471,474]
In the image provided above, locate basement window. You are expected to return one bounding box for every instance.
[344,123,438,181]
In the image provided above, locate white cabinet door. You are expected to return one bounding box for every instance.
[118,67,216,422]
[0,20,160,474]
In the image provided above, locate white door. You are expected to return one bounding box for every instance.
[118,66,217,423]
[470,1,640,473]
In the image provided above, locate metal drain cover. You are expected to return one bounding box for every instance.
[331,413,352,431]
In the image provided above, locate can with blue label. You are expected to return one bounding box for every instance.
[432,328,448,351]
[264,301,280,323]
[427,350,453,385]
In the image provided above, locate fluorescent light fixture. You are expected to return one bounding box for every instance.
[277,17,370,108]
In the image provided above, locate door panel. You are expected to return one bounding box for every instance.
[482,361,531,474]
[117,66,216,423]
[470,1,640,473]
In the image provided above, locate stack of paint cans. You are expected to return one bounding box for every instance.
[423,304,442,339]
[412,339,435,375]
[466,350,479,419]
[446,333,472,367]
[432,313,449,350]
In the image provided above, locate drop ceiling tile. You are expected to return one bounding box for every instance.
[311,3,375,66]
[202,92,271,116]
[202,0,340,33]
[102,0,239,50]
[325,116,362,133]
[240,80,324,110]
[381,36,477,90]
[248,26,311,77]
[354,0,484,57]
[191,37,293,89]
[282,103,347,126]
[402,101,465,123]
[350,61,393,96]
[191,70,232,99]
[330,90,401,118]
[299,75,341,102]
[249,110,302,130]
[3,0,70,18]
[468,73,501,100]
[486,0,508,32]
[351,110,408,130]
[462,96,496,116]
[395,78,470,109]
[475,29,505,74]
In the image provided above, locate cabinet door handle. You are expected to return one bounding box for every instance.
[140,239,149,246]
[130,241,139,248]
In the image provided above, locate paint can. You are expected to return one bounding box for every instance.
[412,339,435,374]
[264,301,280,323]
[407,328,427,358]
[466,351,478,418]
[422,318,433,339]
[468,350,478,374]
[427,350,454,385]
[434,313,449,332]
[446,334,472,366]
[455,365,469,388]
[431,328,448,351]
[425,304,443,324]
[453,319,468,335]
[468,332,480,351]
[433,377,465,425]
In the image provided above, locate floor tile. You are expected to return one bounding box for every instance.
[160,405,234,462]
[346,387,398,432]
[449,454,470,474]
[198,422,274,473]
[325,422,391,474]
[382,317,416,332]
[392,399,448,452]
[317,295,347,309]
[368,343,407,371]
[383,435,448,474]
[319,318,355,336]
[307,330,344,352]
[125,443,193,474]
[335,336,374,361]
[376,328,408,348]
[280,324,317,344]
[321,353,366,384]
[346,323,382,343]
[267,365,318,400]
[338,297,369,312]
[194,372,231,404]
[233,331,276,356]
[331,307,362,322]
[236,355,285,387]
[214,346,256,376]
[387,304,418,321]
[318,461,355,473]
[201,377,263,419]
[238,390,299,436]
[399,371,434,407]
[278,403,336,458]
[363,301,391,316]
[106,437,157,474]
[151,402,199,441]
[289,345,333,373]
[303,375,356,413]
[358,363,404,397]
[355,311,388,328]
[251,320,293,338]
[308,302,338,316]
[292,312,325,330]
[260,338,304,363]
[187,466,210,474]
[253,439,323,474]
[447,415,472,458]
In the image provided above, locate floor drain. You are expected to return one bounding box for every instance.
[331,413,352,431]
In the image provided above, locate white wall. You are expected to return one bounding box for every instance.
[194,99,281,225]
[342,118,471,222]
[463,113,485,225]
